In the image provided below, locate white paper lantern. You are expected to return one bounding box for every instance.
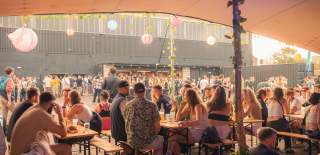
[66,28,75,36]
[107,20,118,31]
[8,27,38,52]
[207,36,216,45]
[141,34,153,44]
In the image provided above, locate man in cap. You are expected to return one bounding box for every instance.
[110,80,130,142]
[124,83,163,155]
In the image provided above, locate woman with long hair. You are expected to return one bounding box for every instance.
[305,93,320,139]
[207,86,231,140]
[267,87,293,153]
[167,88,208,155]
[66,90,93,123]
[242,88,262,120]
[257,89,268,127]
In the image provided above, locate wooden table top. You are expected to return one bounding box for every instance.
[56,125,98,140]
[230,119,264,125]
[160,121,181,129]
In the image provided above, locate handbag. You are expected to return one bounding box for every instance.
[276,99,289,129]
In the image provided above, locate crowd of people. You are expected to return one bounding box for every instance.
[1,66,320,155]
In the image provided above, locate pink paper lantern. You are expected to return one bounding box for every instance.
[8,27,38,52]
[141,34,153,44]
[170,16,182,27]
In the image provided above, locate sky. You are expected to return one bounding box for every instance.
[251,33,318,60]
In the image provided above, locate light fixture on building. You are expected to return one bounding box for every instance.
[207,36,216,45]
[141,33,153,44]
[66,28,75,36]
[107,19,118,31]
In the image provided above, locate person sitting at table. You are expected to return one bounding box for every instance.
[204,85,214,102]
[305,92,320,139]
[124,83,163,155]
[267,87,294,153]
[242,88,262,134]
[66,90,93,123]
[167,88,208,155]
[286,88,302,114]
[95,90,110,117]
[10,92,70,155]
[207,86,231,140]
[7,87,39,142]
[250,127,279,155]
[172,83,192,112]
[62,88,71,116]
[152,85,172,114]
[257,89,268,127]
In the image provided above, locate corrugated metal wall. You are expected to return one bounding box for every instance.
[0,27,252,77]
[222,64,312,87]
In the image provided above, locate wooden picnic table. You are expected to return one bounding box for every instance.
[55,125,98,155]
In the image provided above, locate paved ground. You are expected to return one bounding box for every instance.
[5,95,318,154]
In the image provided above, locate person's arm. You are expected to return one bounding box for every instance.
[176,102,190,121]
[6,79,13,104]
[119,100,127,116]
[44,104,67,137]
[282,99,290,114]
[66,105,81,120]
[153,105,161,134]
[290,99,298,114]
[180,105,202,127]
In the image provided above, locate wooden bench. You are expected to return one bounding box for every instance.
[101,130,112,142]
[277,131,320,155]
[118,141,152,155]
[200,139,237,155]
[90,137,123,155]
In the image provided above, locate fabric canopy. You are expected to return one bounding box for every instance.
[0,0,320,53]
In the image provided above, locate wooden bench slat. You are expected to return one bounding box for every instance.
[203,139,237,149]
[277,132,320,142]
[91,137,123,153]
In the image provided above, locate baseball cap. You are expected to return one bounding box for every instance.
[134,82,145,93]
[118,80,129,88]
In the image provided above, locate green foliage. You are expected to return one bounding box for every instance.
[272,47,305,64]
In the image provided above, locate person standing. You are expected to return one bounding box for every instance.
[124,83,163,155]
[110,80,129,142]
[0,67,16,130]
[199,76,209,98]
[76,75,83,96]
[102,67,120,102]
[43,75,52,92]
[61,75,70,90]
[92,73,103,103]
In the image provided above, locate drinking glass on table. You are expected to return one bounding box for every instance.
[84,123,90,133]
[72,119,78,126]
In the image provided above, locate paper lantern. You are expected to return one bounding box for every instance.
[8,27,38,52]
[207,36,216,45]
[170,16,182,27]
[66,28,75,36]
[107,20,118,31]
[141,34,153,44]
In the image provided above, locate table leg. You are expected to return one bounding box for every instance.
[88,140,91,155]
[163,128,168,155]
[309,140,312,155]
[84,140,87,155]
[251,123,253,147]
[232,124,236,141]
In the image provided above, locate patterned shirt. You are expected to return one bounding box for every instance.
[124,97,159,149]
[93,77,103,89]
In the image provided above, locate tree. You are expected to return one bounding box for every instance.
[272,47,305,64]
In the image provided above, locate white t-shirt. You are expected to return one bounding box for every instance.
[43,77,52,88]
[290,98,302,114]
[200,79,209,90]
